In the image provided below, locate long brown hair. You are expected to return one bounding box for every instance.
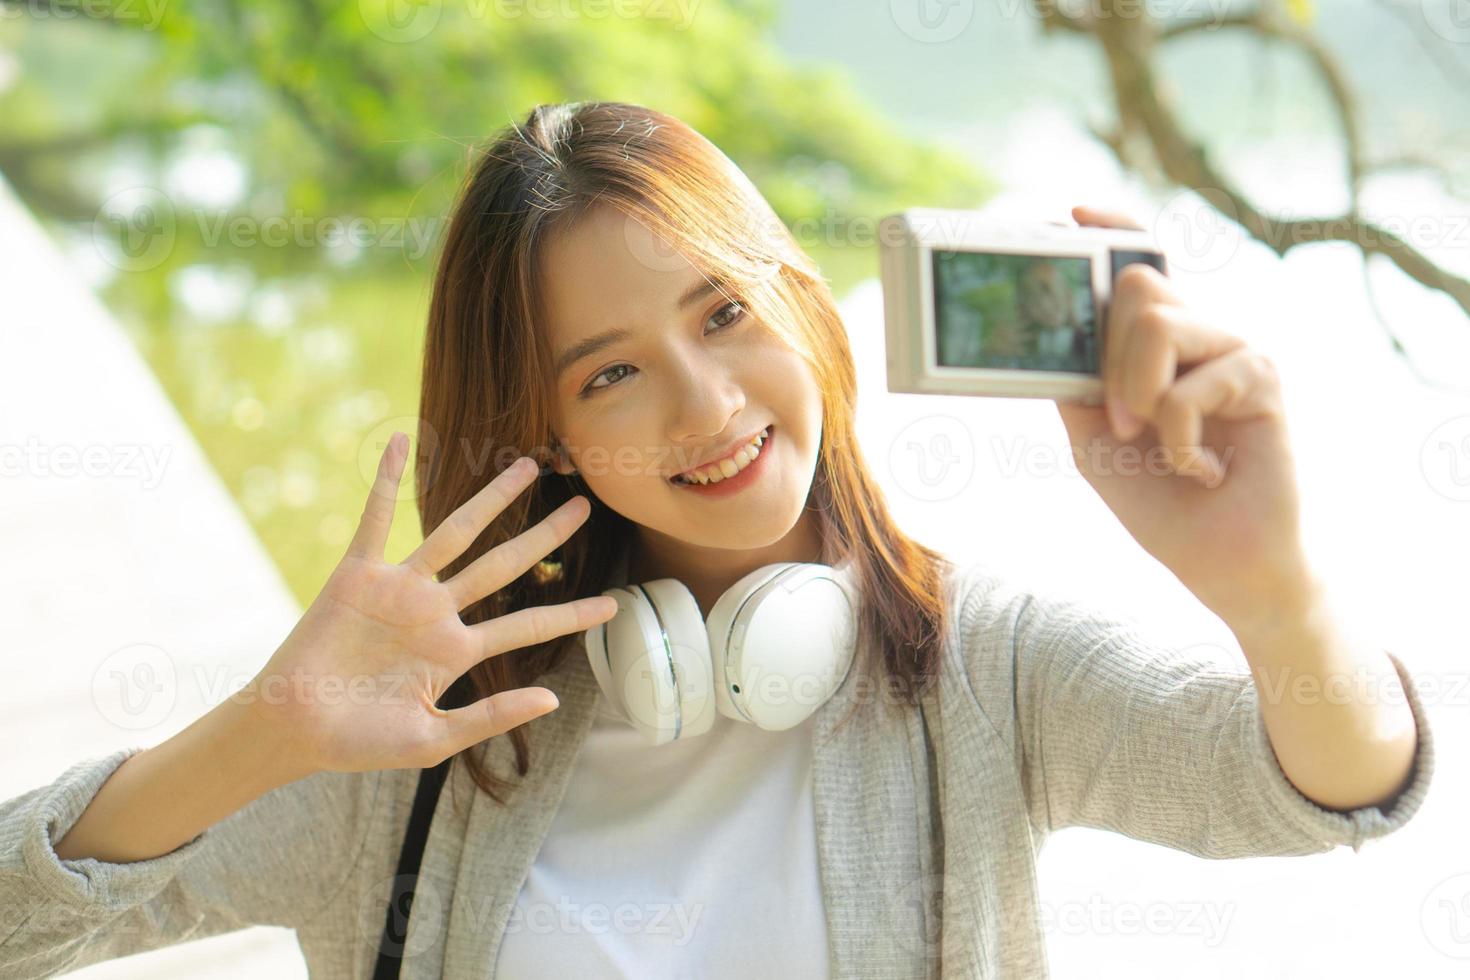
[414,101,953,805]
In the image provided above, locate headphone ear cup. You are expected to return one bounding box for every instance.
[705,563,799,723]
[708,563,858,732]
[585,579,717,746]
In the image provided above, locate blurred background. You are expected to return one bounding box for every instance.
[2,0,1467,977]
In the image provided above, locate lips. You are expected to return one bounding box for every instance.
[669,425,770,482]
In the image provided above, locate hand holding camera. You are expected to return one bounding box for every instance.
[880,203,1319,630]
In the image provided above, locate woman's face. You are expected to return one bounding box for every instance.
[1019,263,1071,330]
[540,203,824,556]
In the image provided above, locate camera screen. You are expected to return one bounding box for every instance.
[931,250,1098,374]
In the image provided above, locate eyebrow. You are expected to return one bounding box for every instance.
[554,277,722,381]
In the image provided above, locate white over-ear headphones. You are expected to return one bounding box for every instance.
[583,556,860,746]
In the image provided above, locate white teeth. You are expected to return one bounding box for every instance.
[674,426,769,485]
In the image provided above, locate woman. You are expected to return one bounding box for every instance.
[0,101,1434,979]
[1014,258,1096,373]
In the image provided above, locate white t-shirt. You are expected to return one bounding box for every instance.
[492,686,831,978]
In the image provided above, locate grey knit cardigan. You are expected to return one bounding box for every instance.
[0,555,1436,978]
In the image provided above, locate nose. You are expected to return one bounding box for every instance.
[666,352,745,449]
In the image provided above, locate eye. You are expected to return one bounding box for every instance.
[708,299,746,331]
[576,300,748,398]
[579,363,635,397]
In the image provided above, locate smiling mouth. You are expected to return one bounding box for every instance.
[669,425,771,486]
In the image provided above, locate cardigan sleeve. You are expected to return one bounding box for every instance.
[959,565,1435,859]
[0,746,385,977]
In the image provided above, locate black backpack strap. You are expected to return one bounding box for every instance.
[372,756,453,980]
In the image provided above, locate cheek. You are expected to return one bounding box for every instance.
[727,346,817,440]
[767,354,824,440]
[759,342,815,391]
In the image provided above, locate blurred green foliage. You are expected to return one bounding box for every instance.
[0,0,995,606]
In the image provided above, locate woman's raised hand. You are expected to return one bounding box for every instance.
[242,433,618,776]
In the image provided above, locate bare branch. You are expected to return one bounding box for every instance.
[1357,243,1470,396]
[1155,7,1365,191]
[1026,0,1470,339]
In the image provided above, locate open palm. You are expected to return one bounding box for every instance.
[242,436,618,776]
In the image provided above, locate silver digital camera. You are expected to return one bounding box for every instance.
[878,207,1169,404]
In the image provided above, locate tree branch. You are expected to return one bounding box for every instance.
[1027,0,1470,341]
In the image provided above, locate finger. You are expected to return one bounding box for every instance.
[1152,346,1273,486]
[345,432,407,562]
[1109,299,1246,439]
[1072,204,1145,231]
[443,494,593,613]
[402,456,539,578]
[435,687,561,757]
[469,595,619,663]
[1100,264,1167,439]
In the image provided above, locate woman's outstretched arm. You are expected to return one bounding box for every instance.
[1223,575,1419,814]
[1,435,616,975]
[52,693,312,865]
[0,744,386,978]
[1023,202,1432,852]
[957,564,1436,859]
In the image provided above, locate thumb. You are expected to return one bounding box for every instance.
[1055,399,1112,448]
